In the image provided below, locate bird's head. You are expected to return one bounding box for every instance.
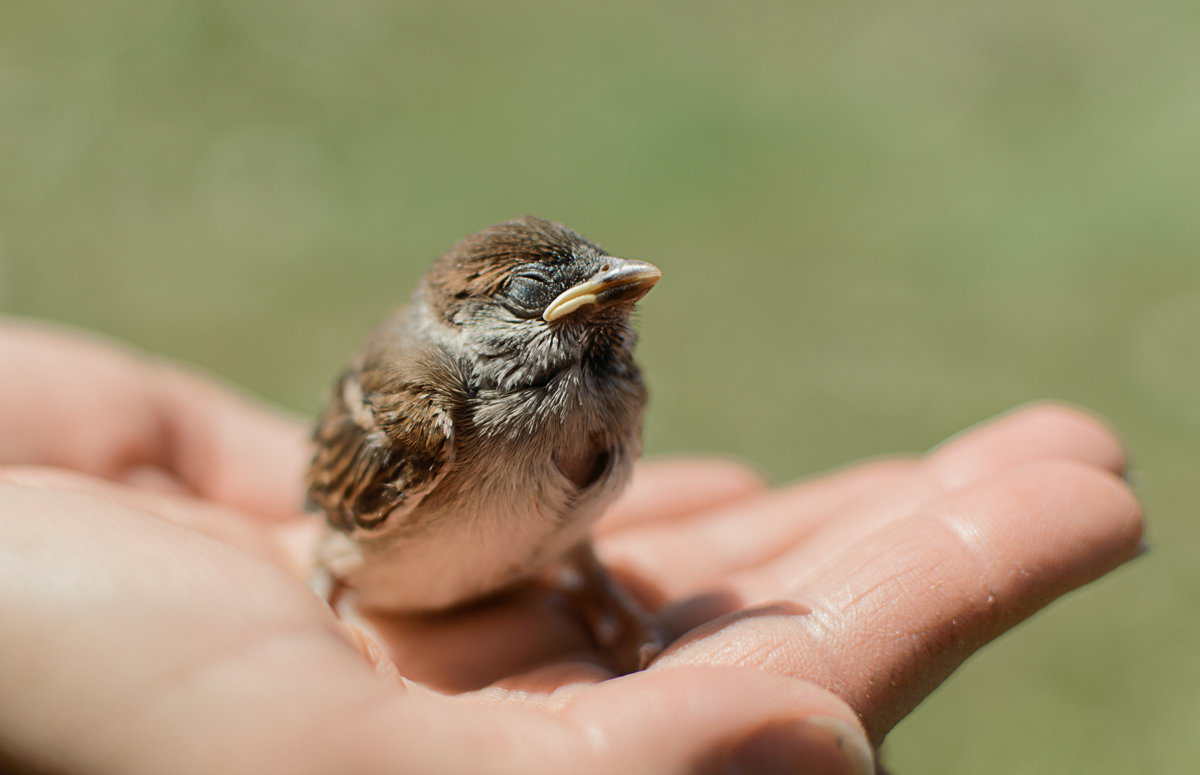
[421,216,660,388]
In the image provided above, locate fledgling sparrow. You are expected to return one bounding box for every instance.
[306,216,663,672]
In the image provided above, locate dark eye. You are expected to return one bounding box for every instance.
[503,274,555,317]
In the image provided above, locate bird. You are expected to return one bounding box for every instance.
[305,216,663,672]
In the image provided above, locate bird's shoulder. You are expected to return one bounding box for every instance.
[306,309,464,534]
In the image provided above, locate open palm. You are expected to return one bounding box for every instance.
[0,321,1142,774]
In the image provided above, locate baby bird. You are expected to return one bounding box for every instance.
[306,216,663,671]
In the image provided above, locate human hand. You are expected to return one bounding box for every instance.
[0,321,1143,774]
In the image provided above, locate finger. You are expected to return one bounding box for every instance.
[0,465,310,576]
[738,403,1134,592]
[926,401,1127,486]
[0,482,417,775]
[661,459,1144,742]
[596,458,768,534]
[567,667,874,775]
[149,366,311,520]
[599,459,918,605]
[602,403,1129,605]
[0,319,310,520]
[338,667,874,775]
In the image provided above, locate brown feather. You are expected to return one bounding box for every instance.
[306,312,459,534]
[423,216,606,324]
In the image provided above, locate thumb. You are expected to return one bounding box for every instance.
[567,666,875,775]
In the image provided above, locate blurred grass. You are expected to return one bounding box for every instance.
[2,1,1198,771]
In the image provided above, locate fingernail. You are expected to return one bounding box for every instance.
[719,716,875,775]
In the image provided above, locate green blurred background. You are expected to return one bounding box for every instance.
[2,1,1196,771]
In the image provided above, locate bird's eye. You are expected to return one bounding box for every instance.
[503,274,555,318]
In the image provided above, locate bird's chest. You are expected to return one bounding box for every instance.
[348,369,640,611]
[450,368,638,517]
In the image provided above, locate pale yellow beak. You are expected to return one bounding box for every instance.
[542,258,662,322]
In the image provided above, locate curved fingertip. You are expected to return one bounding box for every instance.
[1081,463,1146,567]
[713,716,874,775]
[942,458,1145,581]
[1040,458,1145,560]
[926,401,1129,487]
[1009,400,1128,473]
[572,666,873,775]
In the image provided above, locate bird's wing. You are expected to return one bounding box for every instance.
[306,323,458,534]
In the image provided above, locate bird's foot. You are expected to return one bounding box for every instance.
[557,541,666,675]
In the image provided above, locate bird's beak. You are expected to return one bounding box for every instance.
[542,258,662,322]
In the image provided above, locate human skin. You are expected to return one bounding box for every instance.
[0,320,1143,774]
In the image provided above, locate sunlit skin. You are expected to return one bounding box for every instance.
[0,321,1142,774]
